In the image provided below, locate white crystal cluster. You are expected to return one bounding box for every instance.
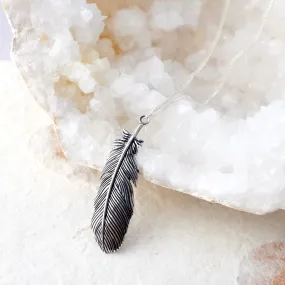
[4,0,285,213]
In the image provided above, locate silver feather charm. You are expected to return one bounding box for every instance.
[91,116,149,253]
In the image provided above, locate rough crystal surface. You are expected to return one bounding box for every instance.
[4,0,285,213]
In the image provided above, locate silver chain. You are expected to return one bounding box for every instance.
[144,0,275,122]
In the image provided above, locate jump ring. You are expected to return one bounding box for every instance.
[140,115,150,125]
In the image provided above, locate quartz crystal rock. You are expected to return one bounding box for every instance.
[4,0,285,214]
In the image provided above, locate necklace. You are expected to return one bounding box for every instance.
[91,0,275,253]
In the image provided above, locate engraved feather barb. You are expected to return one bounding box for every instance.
[91,129,143,253]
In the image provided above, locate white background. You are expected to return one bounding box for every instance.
[1,3,285,284]
[0,3,12,60]
[1,60,285,284]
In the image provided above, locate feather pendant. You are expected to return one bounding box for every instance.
[91,125,144,253]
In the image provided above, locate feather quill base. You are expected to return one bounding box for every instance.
[91,127,144,253]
